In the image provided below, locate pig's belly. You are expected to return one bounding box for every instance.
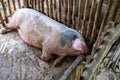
[17,28,46,48]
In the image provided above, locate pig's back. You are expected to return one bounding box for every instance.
[16,8,68,32]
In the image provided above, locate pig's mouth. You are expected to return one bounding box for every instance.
[72,38,86,53]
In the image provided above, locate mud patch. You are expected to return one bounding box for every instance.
[0,31,75,80]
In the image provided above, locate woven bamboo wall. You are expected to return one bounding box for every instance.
[0,0,118,47]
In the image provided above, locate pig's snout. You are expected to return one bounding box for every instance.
[72,38,87,53]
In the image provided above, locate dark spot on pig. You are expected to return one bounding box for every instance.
[60,29,80,48]
[33,16,52,34]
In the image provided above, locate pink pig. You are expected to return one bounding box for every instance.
[0,8,88,65]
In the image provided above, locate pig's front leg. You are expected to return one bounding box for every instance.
[41,48,52,61]
[54,55,66,66]
[40,38,53,61]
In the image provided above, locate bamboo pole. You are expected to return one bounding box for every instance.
[38,0,40,11]
[0,12,6,27]
[86,0,96,39]
[81,0,89,35]
[67,0,71,26]
[33,0,36,9]
[24,0,29,8]
[49,0,53,18]
[95,0,112,47]
[72,0,77,29]
[41,0,44,13]
[63,0,68,25]
[1,0,8,23]
[53,0,57,20]
[91,0,103,43]
[31,0,33,8]
[12,0,16,10]
[6,0,12,14]
[46,0,49,16]
[77,0,82,30]
[17,0,21,9]
[58,0,61,22]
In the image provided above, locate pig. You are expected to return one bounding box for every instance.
[0,8,88,66]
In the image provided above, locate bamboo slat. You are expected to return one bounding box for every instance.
[72,0,77,29]
[1,0,8,23]
[77,0,83,30]
[86,0,96,39]
[91,0,103,43]
[81,0,89,35]
[49,0,53,18]
[67,0,71,26]
[17,0,21,9]
[95,0,112,47]
[63,0,68,25]
[57,0,61,22]
[53,0,57,20]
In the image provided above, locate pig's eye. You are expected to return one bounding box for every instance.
[73,35,77,40]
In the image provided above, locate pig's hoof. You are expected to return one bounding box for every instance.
[53,56,65,66]
[40,55,50,61]
[0,28,7,34]
[54,59,61,67]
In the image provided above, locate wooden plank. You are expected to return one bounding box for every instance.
[59,55,84,80]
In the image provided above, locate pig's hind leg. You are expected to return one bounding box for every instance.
[0,14,19,34]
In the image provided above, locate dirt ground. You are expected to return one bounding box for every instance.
[0,31,75,80]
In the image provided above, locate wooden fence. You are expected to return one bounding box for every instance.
[0,0,119,48]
